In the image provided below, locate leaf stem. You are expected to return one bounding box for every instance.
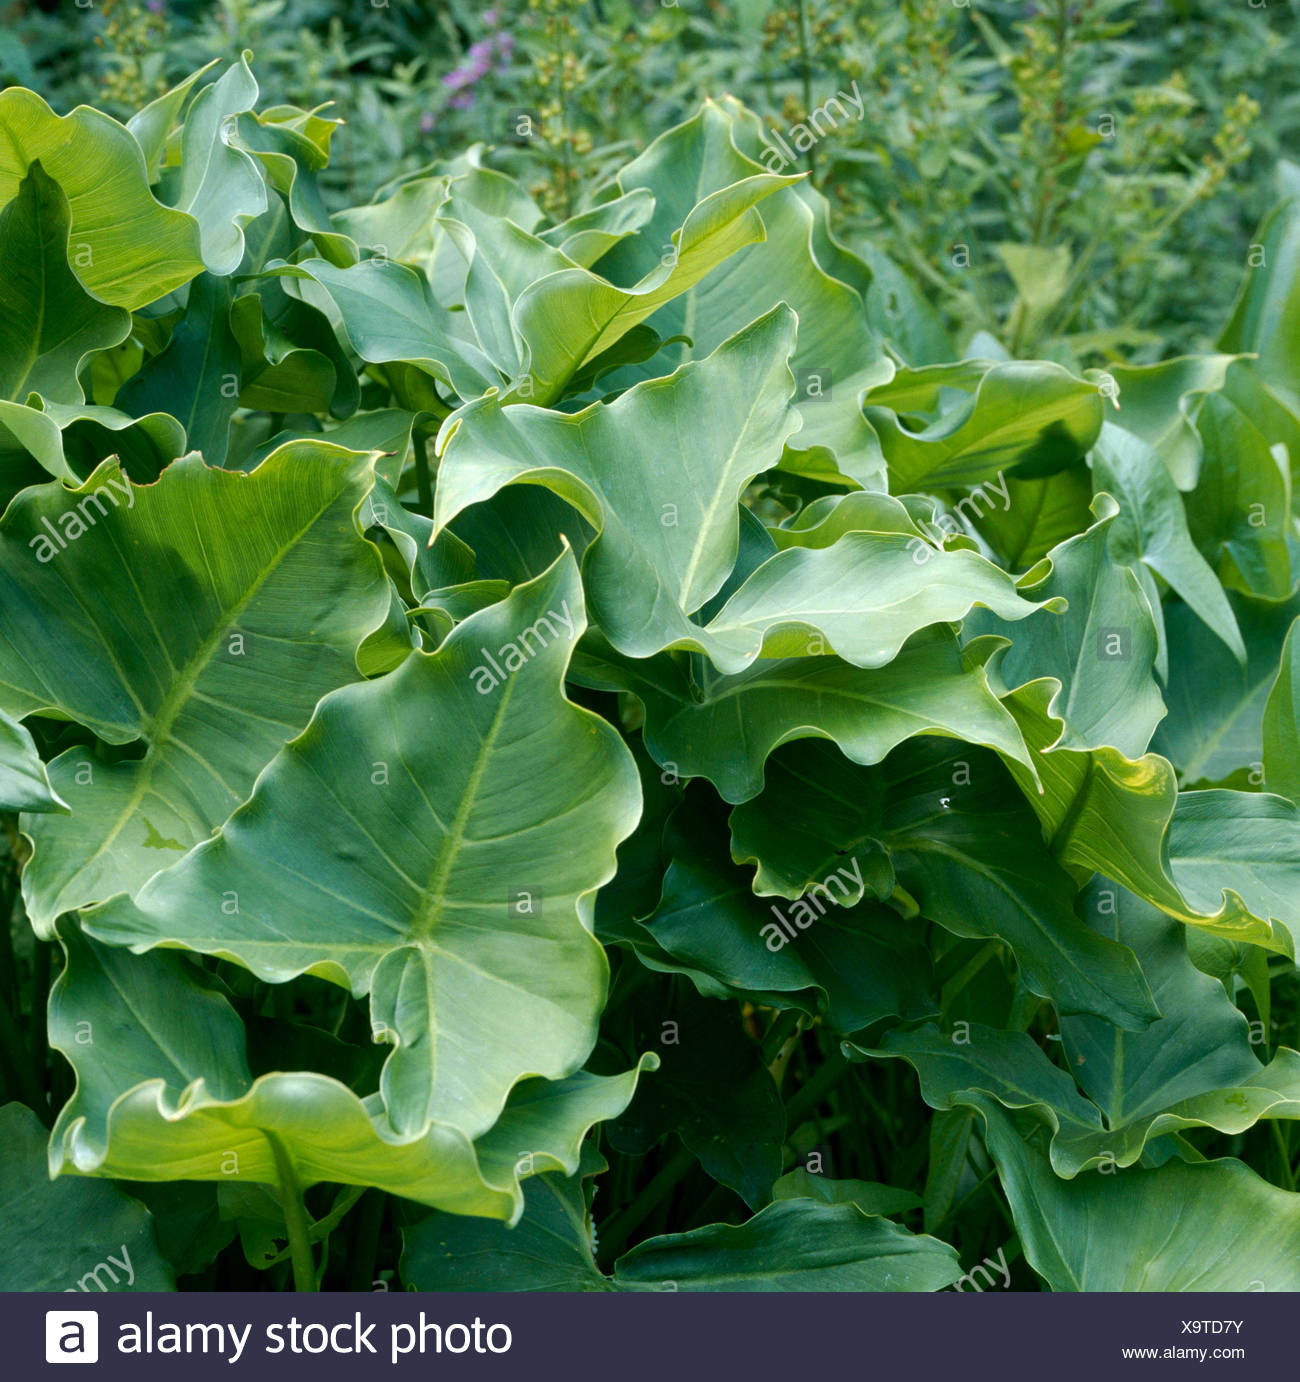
[267,1136,317,1292]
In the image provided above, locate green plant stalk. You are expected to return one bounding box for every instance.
[783,1047,848,1126]
[1271,1121,1297,1193]
[267,1135,317,1292]
[346,1189,387,1291]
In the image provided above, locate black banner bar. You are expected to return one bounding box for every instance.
[15,1291,1287,1378]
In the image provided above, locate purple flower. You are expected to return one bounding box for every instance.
[484,8,498,24]
[419,111,435,132]
[449,92,474,111]
[469,39,493,62]
[145,0,164,11]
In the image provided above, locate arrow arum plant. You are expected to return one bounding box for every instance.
[0,56,1299,1294]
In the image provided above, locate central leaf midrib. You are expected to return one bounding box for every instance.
[410,670,518,940]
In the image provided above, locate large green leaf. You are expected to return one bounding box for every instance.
[126,60,222,183]
[1055,887,1300,1174]
[999,680,1294,953]
[1092,422,1244,663]
[449,166,798,407]
[612,1200,961,1291]
[168,54,267,276]
[85,553,642,1140]
[1154,591,1300,786]
[402,1167,955,1292]
[116,274,243,463]
[591,99,895,487]
[851,1023,1104,1154]
[289,155,793,408]
[866,359,1104,493]
[2,445,389,932]
[974,1099,1300,1291]
[0,87,202,309]
[435,307,801,661]
[970,495,1164,757]
[695,497,1053,672]
[1186,391,1294,602]
[0,1101,174,1292]
[1219,178,1300,414]
[0,164,130,405]
[1168,789,1300,951]
[1105,354,1235,489]
[49,927,652,1220]
[577,629,1035,805]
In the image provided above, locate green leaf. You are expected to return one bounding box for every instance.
[0,1101,174,1292]
[696,497,1054,672]
[230,109,354,266]
[434,307,802,662]
[974,1099,1300,1291]
[1219,184,1300,414]
[593,100,895,487]
[972,466,1095,570]
[640,790,936,1032]
[1263,616,1300,803]
[400,1160,610,1292]
[578,629,1035,805]
[612,1199,961,1291]
[1093,422,1244,664]
[170,55,267,276]
[970,495,1164,757]
[126,60,222,183]
[1168,789,1300,952]
[1186,391,1294,602]
[500,166,798,407]
[49,927,653,1219]
[403,1166,948,1292]
[1055,886,1300,1174]
[0,87,202,309]
[0,164,131,405]
[0,707,67,813]
[116,274,243,464]
[866,360,1104,492]
[85,552,642,1140]
[2,444,389,933]
[852,1022,1104,1149]
[1106,354,1235,489]
[996,242,1072,316]
[733,739,1158,1027]
[1154,591,1300,786]
[999,679,1294,953]
[771,1168,921,1218]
